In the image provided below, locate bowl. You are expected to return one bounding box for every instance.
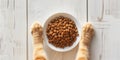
[43,13,81,52]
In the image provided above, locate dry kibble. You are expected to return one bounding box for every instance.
[46,16,79,48]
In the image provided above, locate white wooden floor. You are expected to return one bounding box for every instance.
[0,0,120,60]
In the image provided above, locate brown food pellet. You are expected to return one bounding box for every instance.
[46,16,79,48]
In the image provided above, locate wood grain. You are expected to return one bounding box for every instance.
[0,0,120,60]
[88,0,120,60]
[0,0,27,60]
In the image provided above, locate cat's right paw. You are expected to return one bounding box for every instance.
[81,23,94,46]
[82,23,94,39]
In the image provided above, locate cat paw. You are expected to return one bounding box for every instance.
[31,21,43,35]
[82,23,94,38]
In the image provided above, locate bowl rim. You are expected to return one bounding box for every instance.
[43,12,81,52]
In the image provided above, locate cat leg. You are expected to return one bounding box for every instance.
[76,23,94,60]
[31,21,47,60]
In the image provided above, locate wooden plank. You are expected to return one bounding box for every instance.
[101,22,120,60]
[88,0,120,22]
[104,0,120,19]
[88,0,103,22]
[88,0,120,60]
[28,0,86,60]
[14,0,27,60]
[0,0,27,60]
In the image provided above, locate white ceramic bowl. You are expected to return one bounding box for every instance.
[43,13,81,52]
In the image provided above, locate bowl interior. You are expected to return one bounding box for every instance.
[43,13,81,52]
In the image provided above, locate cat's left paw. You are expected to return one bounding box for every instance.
[31,21,43,35]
